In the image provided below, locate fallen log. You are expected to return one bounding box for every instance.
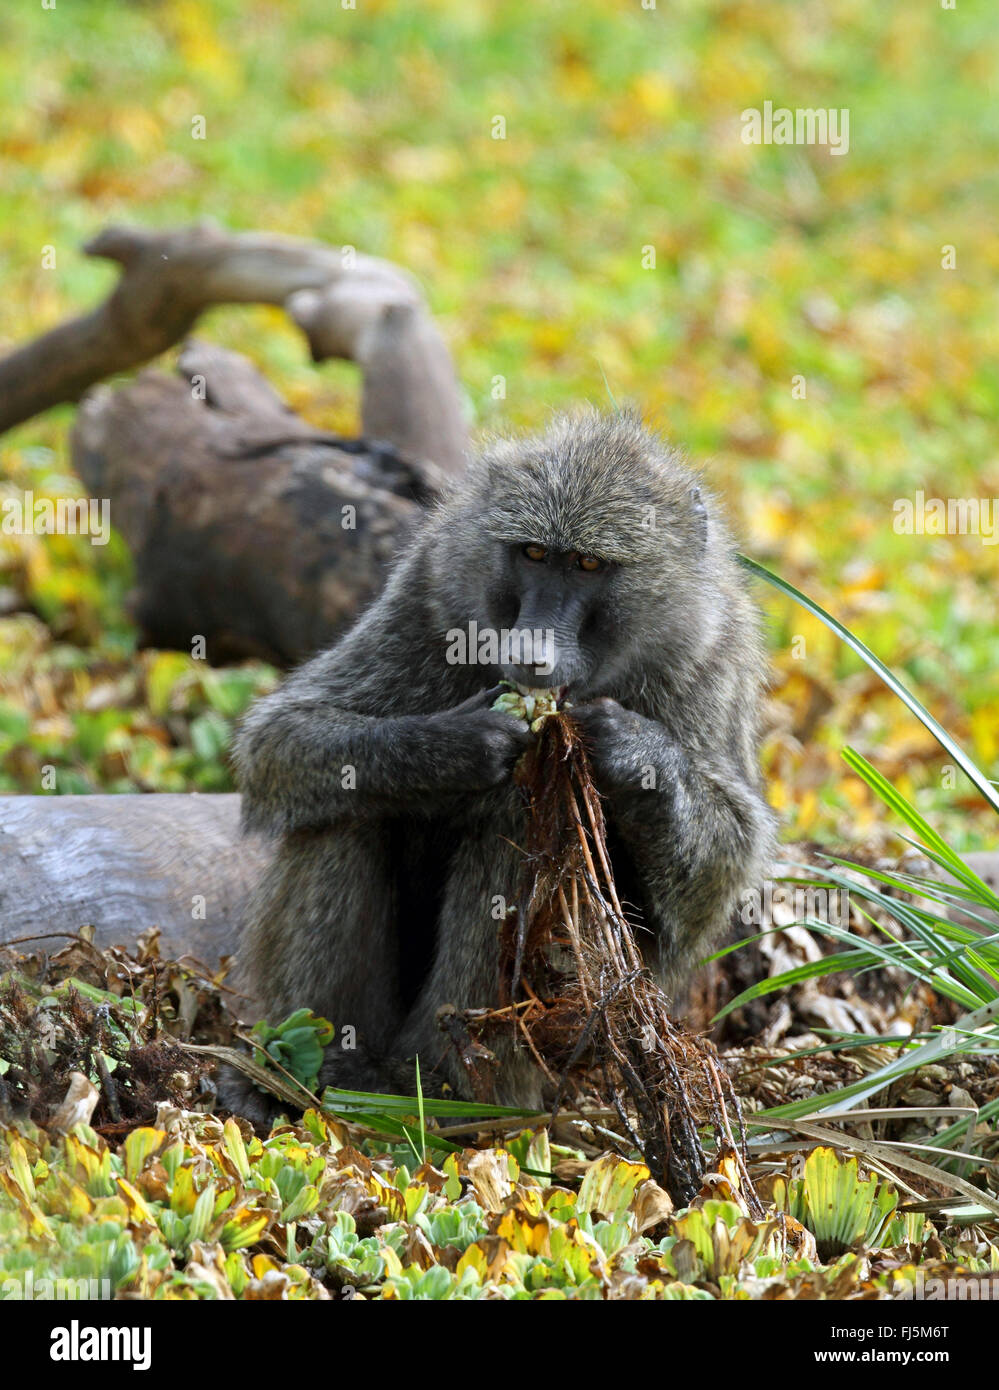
[1,223,469,666]
[71,340,441,666]
[3,792,995,1030]
[0,794,260,967]
[0,221,468,477]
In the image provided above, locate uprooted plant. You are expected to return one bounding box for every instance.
[458,695,758,1208]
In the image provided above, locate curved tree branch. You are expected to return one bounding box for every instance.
[0,222,467,475]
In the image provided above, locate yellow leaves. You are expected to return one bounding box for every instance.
[385,146,460,184]
[479,179,527,230]
[520,1128,551,1183]
[53,1174,94,1223]
[971,707,999,768]
[400,1183,429,1224]
[604,71,677,136]
[370,1172,407,1223]
[63,1129,115,1197]
[144,651,196,718]
[466,1148,518,1211]
[250,1252,279,1280]
[0,1136,54,1237]
[6,1137,36,1201]
[494,1208,551,1256]
[455,1242,488,1281]
[746,308,786,376]
[112,106,163,158]
[767,776,790,815]
[556,56,597,107]
[795,788,819,835]
[123,1127,166,1182]
[441,1152,463,1202]
[576,1154,648,1222]
[630,72,678,120]
[35,124,92,187]
[529,321,572,363]
[168,1163,199,1217]
[222,1118,251,1183]
[0,1174,54,1238]
[115,1177,160,1227]
[218,1209,269,1251]
[697,38,765,107]
[841,774,878,834]
[167,0,242,95]
[745,493,795,550]
[671,1200,783,1283]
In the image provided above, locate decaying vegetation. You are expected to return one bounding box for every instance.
[3,830,998,1300]
[454,702,754,1208]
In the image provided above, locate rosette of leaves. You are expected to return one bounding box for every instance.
[771,1147,899,1260]
[491,682,562,733]
[250,1008,335,1094]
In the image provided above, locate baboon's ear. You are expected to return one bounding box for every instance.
[690,487,708,550]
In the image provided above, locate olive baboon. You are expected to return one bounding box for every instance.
[221,412,775,1123]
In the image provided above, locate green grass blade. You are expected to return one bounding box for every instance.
[415,1056,427,1166]
[738,554,999,814]
[842,747,999,905]
[712,948,881,1021]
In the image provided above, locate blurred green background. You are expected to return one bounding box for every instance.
[0,0,996,847]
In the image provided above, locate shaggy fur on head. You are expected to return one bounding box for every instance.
[471,410,710,563]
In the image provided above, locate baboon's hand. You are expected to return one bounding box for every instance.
[425,687,531,790]
[572,697,674,792]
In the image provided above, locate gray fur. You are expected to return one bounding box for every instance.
[221,411,776,1124]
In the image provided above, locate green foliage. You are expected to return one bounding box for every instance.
[772,1147,899,1259]
[716,578,999,1197]
[0,0,996,846]
[250,1008,336,1095]
[2,1108,996,1300]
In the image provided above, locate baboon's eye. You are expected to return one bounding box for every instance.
[577,554,604,573]
[523,543,547,562]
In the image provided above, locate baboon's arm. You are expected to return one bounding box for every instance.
[233,565,528,836]
[573,697,774,977]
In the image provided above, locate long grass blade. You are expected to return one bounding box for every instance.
[739,554,999,814]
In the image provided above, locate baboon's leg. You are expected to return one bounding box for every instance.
[394,822,544,1109]
[227,824,404,1113]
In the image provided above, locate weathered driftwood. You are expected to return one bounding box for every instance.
[2,790,994,1003]
[0,221,468,477]
[0,222,469,666]
[0,795,259,966]
[72,340,442,666]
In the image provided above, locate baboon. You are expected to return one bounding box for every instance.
[221,411,776,1123]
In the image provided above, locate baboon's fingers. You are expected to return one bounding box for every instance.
[448,684,507,716]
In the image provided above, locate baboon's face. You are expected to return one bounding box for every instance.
[440,414,720,700]
[484,541,620,697]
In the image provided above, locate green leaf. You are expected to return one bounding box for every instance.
[739,555,999,815]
